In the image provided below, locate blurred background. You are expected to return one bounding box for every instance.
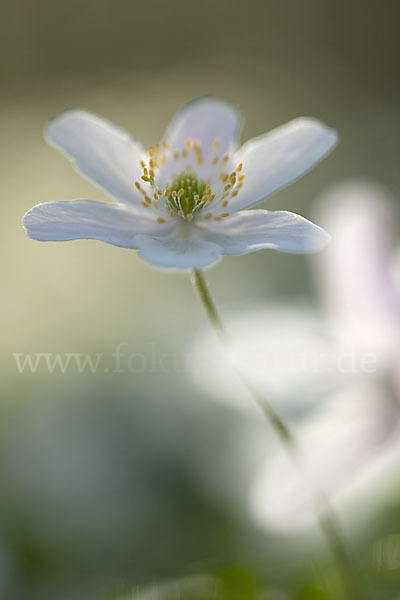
[2,1,400,598]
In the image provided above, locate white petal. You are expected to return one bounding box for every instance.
[135,227,222,269]
[23,201,174,248]
[231,118,338,211]
[314,180,400,363]
[46,110,146,207]
[197,210,330,255]
[163,97,240,160]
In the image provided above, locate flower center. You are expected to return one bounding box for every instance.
[167,171,212,218]
[134,138,245,224]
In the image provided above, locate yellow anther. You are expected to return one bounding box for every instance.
[173,151,179,160]
[178,210,184,217]
[214,140,220,151]
[154,193,159,200]
[221,173,228,182]
[204,213,213,219]
[144,195,152,203]
[187,214,193,221]
[230,174,236,185]
[149,159,158,169]
[172,190,177,199]
[224,184,231,191]
[178,188,185,197]
[221,212,230,218]
[212,156,219,165]
[201,195,208,203]
[135,182,141,190]
[182,149,188,159]
[214,216,221,221]
[170,209,176,217]
[163,140,170,149]
[140,160,146,168]
[142,201,150,208]
[236,163,243,172]
[141,175,150,182]
[155,145,161,155]
[239,174,245,181]
[223,153,229,162]
[164,188,171,197]
[143,167,148,176]
[222,200,229,207]
[157,217,166,223]
[231,190,238,197]
[148,148,154,157]
[149,169,155,179]
[186,138,192,148]
[194,194,200,202]
[208,194,215,202]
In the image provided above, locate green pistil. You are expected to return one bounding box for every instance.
[169,171,207,214]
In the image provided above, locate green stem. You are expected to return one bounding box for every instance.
[191,268,366,600]
[191,270,294,448]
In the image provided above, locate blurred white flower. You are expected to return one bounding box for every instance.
[23,97,336,269]
[250,180,400,532]
[189,179,400,531]
[314,180,400,374]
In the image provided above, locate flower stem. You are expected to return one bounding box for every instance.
[190,268,366,599]
[191,270,295,447]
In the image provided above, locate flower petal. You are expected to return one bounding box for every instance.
[315,180,400,363]
[197,209,330,255]
[23,200,174,248]
[46,110,146,207]
[135,228,222,269]
[163,97,241,160]
[231,118,338,211]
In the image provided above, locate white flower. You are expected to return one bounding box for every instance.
[23,98,337,269]
[189,180,400,532]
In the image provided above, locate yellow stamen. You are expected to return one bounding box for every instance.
[157,217,166,223]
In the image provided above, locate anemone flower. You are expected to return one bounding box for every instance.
[23,98,336,268]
